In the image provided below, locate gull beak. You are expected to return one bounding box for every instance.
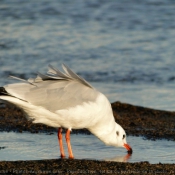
[124,143,133,154]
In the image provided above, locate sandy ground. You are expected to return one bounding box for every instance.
[0,101,175,174]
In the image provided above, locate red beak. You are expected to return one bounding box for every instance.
[124,143,133,154]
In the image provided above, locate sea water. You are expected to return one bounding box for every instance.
[0,132,174,163]
[0,0,175,111]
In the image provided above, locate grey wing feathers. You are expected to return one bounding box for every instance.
[48,64,69,79]
[62,64,93,88]
[27,64,93,89]
[4,64,98,112]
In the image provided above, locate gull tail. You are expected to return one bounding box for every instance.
[0,87,8,96]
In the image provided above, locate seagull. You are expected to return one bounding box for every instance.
[0,64,132,158]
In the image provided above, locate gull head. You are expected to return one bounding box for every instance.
[114,123,132,154]
[92,122,133,154]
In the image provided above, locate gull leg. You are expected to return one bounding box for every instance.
[57,128,65,158]
[65,129,74,159]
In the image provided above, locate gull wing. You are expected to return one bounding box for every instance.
[3,64,99,112]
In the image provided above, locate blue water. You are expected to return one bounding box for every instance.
[0,132,175,163]
[1,0,175,110]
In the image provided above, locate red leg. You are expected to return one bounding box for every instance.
[65,129,74,159]
[57,128,65,158]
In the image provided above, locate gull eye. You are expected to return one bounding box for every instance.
[123,134,125,139]
[116,131,119,136]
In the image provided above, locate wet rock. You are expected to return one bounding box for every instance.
[129,122,137,127]
[0,159,175,175]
